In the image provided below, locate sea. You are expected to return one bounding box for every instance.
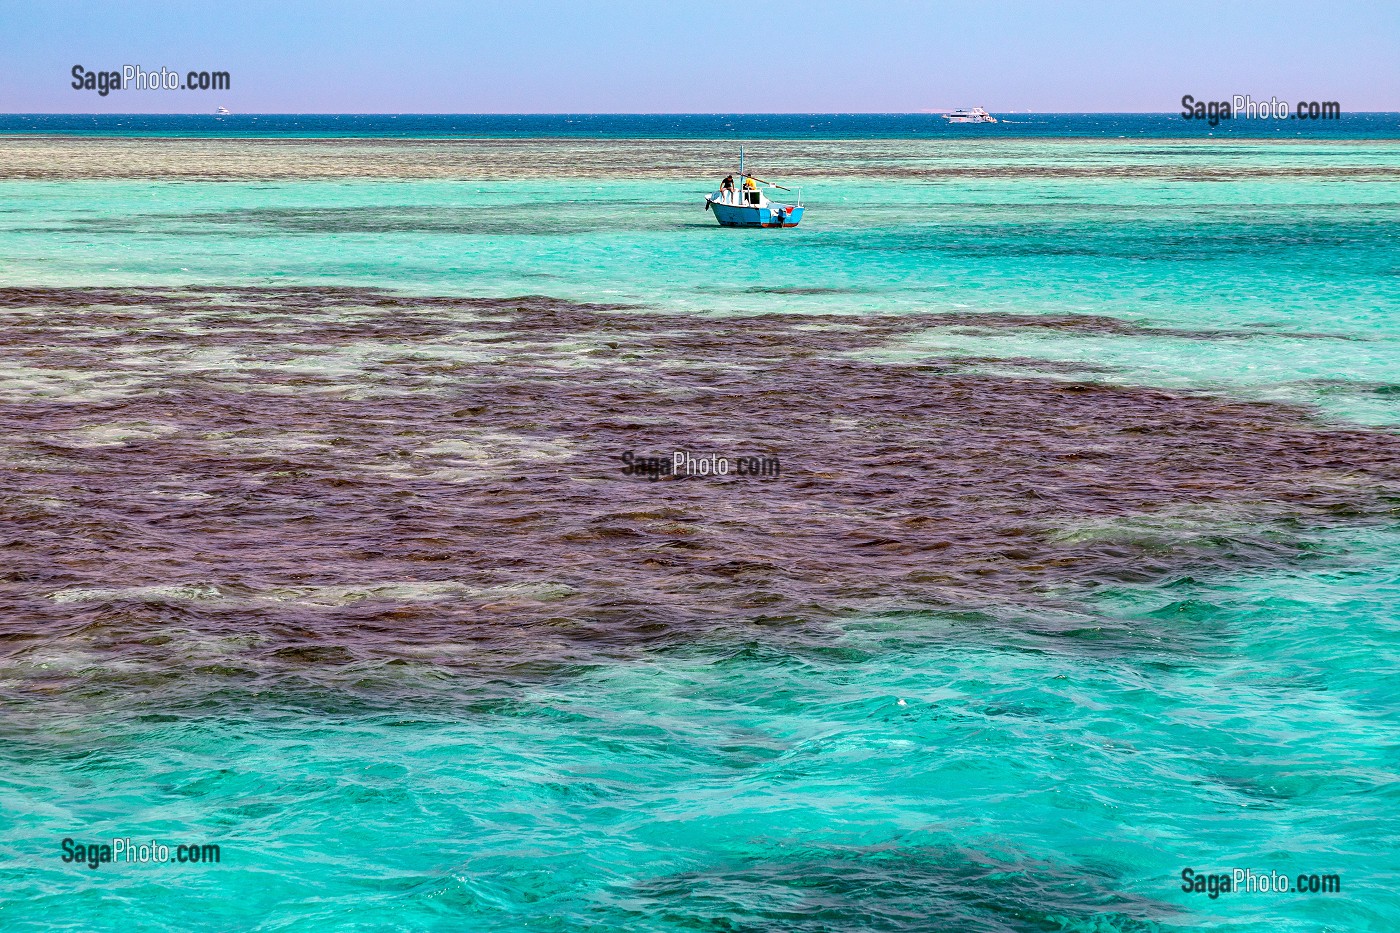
[0,114,1397,931]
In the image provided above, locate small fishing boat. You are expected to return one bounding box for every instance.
[704,148,804,228]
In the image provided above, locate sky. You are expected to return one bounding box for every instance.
[1,0,1396,113]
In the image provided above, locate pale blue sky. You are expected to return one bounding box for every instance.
[2,0,1396,113]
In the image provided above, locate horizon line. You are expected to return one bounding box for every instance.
[6,110,1400,117]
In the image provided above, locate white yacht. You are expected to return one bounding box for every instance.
[944,108,997,124]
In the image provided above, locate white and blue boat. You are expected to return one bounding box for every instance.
[704,148,804,228]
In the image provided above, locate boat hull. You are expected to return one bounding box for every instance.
[707,200,803,228]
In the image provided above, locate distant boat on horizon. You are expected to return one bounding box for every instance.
[944,108,997,124]
[215,107,230,115]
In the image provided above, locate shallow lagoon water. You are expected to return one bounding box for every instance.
[0,124,1398,931]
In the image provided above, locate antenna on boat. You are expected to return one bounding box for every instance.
[735,146,789,190]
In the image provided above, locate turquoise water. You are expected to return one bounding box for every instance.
[1,129,1398,930]
[5,137,1398,422]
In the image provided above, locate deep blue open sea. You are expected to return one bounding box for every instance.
[3,111,1400,138]
[0,114,1398,931]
